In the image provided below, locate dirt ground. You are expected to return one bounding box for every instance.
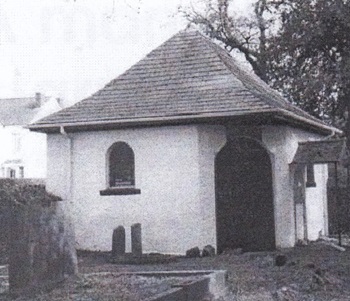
[78,242,350,301]
[1,242,350,300]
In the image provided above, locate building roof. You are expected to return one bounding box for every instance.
[292,139,347,164]
[29,31,340,135]
[0,94,63,127]
[0,97,44,126]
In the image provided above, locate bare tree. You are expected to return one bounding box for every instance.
[181,0,280,82]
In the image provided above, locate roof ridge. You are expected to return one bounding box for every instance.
[29,30,339,135]
[198,32,327,125]
[200,35,292,111]
[0,97,33,100]
[100,31,193,91]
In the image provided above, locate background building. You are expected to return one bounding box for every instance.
[0,93,63,179]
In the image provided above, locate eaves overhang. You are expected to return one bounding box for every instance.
[273,109,342,136]
[28,108,341,136]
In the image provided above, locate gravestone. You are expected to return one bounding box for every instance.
[202,245,216,257]
[131,223,142,256]
[186,247,201,258]
[112,226,126,257]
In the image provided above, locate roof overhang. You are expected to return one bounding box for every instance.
[273,108,342,136]
[292,139,348,165]
[28,108,341,136]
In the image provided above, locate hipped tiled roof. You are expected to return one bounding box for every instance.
[29,31,340,134]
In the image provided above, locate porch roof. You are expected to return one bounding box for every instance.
[292,139,348,164]
[29,31,340,135]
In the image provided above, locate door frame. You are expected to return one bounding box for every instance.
[215,136,276,253]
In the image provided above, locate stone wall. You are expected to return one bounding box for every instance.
[0,179,77,296]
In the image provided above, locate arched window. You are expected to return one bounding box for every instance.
[108,142,135,188]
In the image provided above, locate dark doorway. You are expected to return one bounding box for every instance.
[215,137,275,253]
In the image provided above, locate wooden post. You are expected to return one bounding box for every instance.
[335,162,342,246]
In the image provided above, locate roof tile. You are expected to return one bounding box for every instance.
[31,31,337,133]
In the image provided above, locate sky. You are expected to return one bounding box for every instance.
[0,0,254,106]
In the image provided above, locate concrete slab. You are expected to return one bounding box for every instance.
[85,270,228,300]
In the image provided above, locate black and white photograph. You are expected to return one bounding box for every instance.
[1,0,350,300]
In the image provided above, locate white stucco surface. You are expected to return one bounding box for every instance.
[198,125,227,250]
[47,134,72,199]
[305,164,329,240]
[263,126,329,247]
[46,123,330,253]
[48,125,219,253]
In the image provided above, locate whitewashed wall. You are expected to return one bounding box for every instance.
[197,125,226,250]
[263,126,328,248]
[22,129,47,178]
[48,126,211,254]
[305,164,329,240]
[46,124,329,253]
[0,126,13,167]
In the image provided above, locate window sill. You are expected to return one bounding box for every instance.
[100,187,141,196]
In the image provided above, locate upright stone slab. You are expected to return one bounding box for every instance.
[2,180,77,296]
[131,223,142,256]
[112,226,126,257]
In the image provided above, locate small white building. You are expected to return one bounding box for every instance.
[0,93,63,179]
[30,31,341,254]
